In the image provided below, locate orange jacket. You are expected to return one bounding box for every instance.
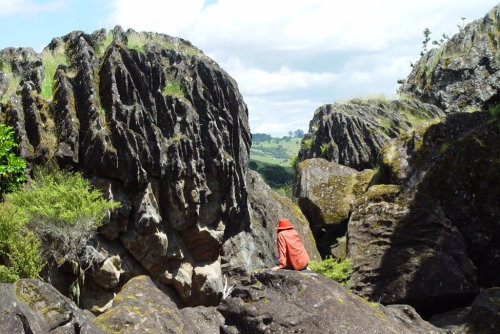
[277,229,310,270]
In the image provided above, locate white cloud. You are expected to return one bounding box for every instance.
[103,0,499,136]
[0,0,65,16]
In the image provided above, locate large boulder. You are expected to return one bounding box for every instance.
[399,4,500,112]
[223,170,320,272]
[217,269,450,334]
[294,158,373,256]
[94,275,224,333]
[347,186,478,315]
[0,27,250,305]
[297,99,444,170]
[0,279,103,333]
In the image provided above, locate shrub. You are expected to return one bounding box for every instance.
[309,257,353,285]
[320,143,330,158]
[0,202,44,282]
[301,138,313,151]
[0,124,26,198]
[6,162,120,263]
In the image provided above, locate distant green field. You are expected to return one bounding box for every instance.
[249,137,301,196]
[250,137,301,167]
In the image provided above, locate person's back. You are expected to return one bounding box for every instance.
[271,219,310,271]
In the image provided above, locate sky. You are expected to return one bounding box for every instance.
[0,0,498,137]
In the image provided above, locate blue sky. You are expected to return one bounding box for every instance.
[1,0,498,136]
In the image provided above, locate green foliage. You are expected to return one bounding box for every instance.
[8,162,119,229]
[252,133,272,143]
[126,32,201,56]
[301,138,313,151]
[0,202,44,282]
[162,81,185,98]
[0,124,26,198]
[320,143,330,158]
[95,31,114,58]
[251,136,301,167]
[489,104,500,118]
[41,47,69,98]
[6,162,120,264]
[309,257,353,285]
[290,154,299,170]
[249,159,295,193]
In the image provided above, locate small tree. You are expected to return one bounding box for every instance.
[421,28,431,56]
[0,124,26,198]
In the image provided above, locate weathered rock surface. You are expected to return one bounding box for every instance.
[293,158,373,256]
[0,26,250,305]
[223,170,320,272]
[94,275,224,333]
[0,279,103,333]
[218,269,450,334]
[430,287,500,334]
[348,186,478,315]
[399,4,500,113]
[379,112,493,186]
[297,99,444,170]
[348,111,500,315]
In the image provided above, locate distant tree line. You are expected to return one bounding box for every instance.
[252,129,304,143]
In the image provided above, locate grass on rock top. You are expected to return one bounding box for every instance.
[41,47,69,99]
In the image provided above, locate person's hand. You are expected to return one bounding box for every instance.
[271,266,280,271]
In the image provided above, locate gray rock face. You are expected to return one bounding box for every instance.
[0,279,103,333]
[399,4,500,112]
[0,27,250,306]
[293,158,373,256]
[217,269,450,334]
[223,170,320,272]
[94,275,224,333]
[298,99,444,170]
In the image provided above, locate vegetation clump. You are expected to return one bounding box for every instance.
[0,124,26,198]
[41,46,69,98]
[309,257,353,285]
[0,161,120,288]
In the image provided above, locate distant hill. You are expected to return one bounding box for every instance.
[249,135,301,194]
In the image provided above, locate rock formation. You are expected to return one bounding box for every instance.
[293,158,373,256]
[399,4,500,113]
[0,279,103,333]
[297,99,444,170]
[0,26,251,306]
[218,269,451,334]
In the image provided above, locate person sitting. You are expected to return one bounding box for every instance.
[271,218,310,271]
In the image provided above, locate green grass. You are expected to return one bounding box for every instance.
[95,31,114,58]
[250,137,301,167]
[162,81,185,98]
[309,257,353,285]
[41,47,69,99]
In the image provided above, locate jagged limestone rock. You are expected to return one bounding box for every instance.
[399,4,500,112]
[0,27,250,306]
[298,99,444,170]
